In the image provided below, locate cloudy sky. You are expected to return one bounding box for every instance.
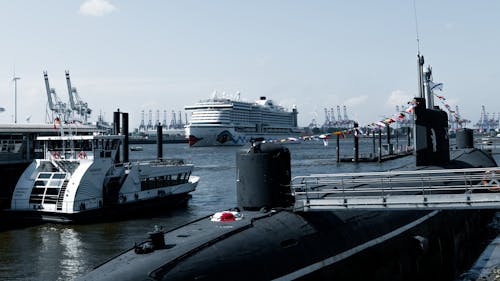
[1,0,499,128]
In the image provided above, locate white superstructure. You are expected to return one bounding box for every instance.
[10,134,198,222]
[185,95,299,146]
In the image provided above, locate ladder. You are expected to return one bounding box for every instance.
[56,179,69,211]
[291,167,500,212]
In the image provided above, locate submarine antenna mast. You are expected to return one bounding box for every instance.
[414,0,425,99]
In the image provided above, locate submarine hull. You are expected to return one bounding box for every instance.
[78,207,495,281]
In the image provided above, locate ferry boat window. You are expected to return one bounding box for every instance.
[38,173,52,179]
[31,188,45,195]
[45,188,60,195]
[29,172,66,205]
[52,173,66,179]
[48,141,63,151]
[34,180,47,187]
[47,177,63,187]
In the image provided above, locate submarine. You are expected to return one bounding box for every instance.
[78,58,499,281]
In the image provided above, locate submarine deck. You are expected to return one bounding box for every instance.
[293,166,500,211]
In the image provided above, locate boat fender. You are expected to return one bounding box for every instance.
[52,152,60,159]
[482,170,500,191]
[134,193,139,200]
[78,151,87,159]
[119,195,127,203]
[80,202,86,210]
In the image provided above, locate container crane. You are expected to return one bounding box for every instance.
[138,110,146,131]
[336,106,342,122]
[65,71,92,123]
[43,71,70,123]
[169,110,177,129]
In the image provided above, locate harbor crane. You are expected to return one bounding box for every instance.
[147,110,153,130]
[138,110,146,131]
[65,71,92,123]
[169,110,177,129]
[43,71,70,123]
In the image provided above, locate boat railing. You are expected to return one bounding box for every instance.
[136,158,187,167]
[291,167,500,211]
[11,181,193,212]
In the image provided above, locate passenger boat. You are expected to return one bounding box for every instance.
[130,146,144,151]
[0,123,105,211]
[184,94,300,146]
[9,129,199,223]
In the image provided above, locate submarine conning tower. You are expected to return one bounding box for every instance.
[413,96,450,166]
[414,57,450,166]
[236,141,294,211]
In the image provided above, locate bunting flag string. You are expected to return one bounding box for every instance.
[365,99,417,133]
[302,89,468,140]
[433,93,467,127]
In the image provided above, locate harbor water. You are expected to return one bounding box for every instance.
[0,139,497,280]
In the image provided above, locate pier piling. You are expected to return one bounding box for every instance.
[157,123,163,160]
[336,134,340,163]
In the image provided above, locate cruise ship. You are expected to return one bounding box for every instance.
[184,95,300,146]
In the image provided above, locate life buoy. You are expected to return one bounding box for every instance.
[52,152,60,159]
[78,151,87,159]
[482,170,500,191]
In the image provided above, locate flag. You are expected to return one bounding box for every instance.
[405,105,415,113]
[54,117,61,129]
[429,81,443,91]
[333,131,345,138]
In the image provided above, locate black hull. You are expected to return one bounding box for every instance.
[78,208,495,281]
[0,162,30,210]
[4,193,192,225]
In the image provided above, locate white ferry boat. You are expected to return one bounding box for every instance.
[185,95,300,146]
[9,133,199,223]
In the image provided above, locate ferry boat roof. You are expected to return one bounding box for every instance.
[0,123,104,134]
[36,134,124,141]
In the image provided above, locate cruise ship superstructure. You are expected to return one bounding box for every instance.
[185,95,300,146]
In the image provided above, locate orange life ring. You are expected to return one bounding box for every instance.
[78,151,87,159]
[52,152,60,159]
[482,170,500,191]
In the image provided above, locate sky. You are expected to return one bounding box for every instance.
[0,0,499,129]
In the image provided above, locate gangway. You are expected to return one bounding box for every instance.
[291,167,500,212]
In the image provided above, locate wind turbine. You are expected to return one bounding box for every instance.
[12,69,21,123]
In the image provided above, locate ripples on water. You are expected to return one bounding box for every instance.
[0,140,495,280]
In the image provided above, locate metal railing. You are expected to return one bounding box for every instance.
[291,167,500,211]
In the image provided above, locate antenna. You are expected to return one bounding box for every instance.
[413,0,421,54]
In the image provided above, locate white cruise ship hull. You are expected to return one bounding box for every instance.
[186,125,300,146]
[184,95,300,147]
